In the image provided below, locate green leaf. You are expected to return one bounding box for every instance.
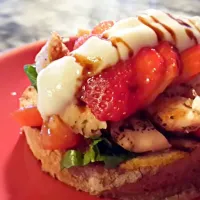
[61,136,135,169]
[61,150,83,169]
[83,139,102,165]
[24,65,37,89]
[83,146,96,165]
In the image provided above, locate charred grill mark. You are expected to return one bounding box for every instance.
[119,120,134,132]
[151,16,177,43]
[138,16,164,42]
[118,133,126,141]
[185,29,198,44]
[162,123,167,127]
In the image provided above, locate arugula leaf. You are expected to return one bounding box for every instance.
[83,145,96,165]
[61,136,135,169]
[61,150,83,169]
[24,65,37,89]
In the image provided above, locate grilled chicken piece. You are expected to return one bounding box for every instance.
[21,86,106,138]
[35,32,68,73]
[110,117,171,153]
[58,104,107,138]
[164,74,200,99]
[169,137,200,151]
[148,96,200,134]
[148,74,200,134]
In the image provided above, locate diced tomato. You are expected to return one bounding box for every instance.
[41,115,81,150]
[12,106,43,127]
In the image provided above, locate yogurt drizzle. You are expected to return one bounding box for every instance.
[37,9,200,119]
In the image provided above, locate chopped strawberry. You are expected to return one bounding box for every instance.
[73,21,114,50]
[64,36,79,51]
[73,35,91,50]
[147,41,181,103]
[156,41,180,81]
[82,48,165,121]
[73,35,102,50]
[179,45,200,83]
[91,21,114,34]
[132,48,166,106]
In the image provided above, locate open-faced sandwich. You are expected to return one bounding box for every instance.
[13,9,200,200]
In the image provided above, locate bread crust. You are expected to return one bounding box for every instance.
[21,87,200,199]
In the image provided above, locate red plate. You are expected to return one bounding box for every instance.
[0,41,104,200]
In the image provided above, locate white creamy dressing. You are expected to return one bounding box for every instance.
[37,56,82,119]
[72,37,119,74]
[37,9,200,119]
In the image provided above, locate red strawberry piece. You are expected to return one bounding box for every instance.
[179,45,200,83]
[73,35,102,50]
[132,48,166,107]
[156,41,180,82]
[64,36,79,52]
[73,35,92,50]
[91,20,114,34]
[145,41,181,103]
[81,48,165,121]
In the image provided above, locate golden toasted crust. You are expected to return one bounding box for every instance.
[21,86,200,199]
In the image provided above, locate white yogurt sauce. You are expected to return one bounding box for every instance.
[37,56,82,119]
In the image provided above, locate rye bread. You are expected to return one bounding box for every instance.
[20,86,200,200]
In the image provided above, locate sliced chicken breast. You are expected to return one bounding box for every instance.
[35,32,68,73]
[110,117,171,153]
[148,96,200,133]
[148,74,200,134]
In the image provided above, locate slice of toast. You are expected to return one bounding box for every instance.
[20,86,200,200]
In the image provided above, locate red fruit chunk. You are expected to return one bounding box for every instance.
[73,35,92,50]
[132,48,166,106]
[179,45,200,83]
[41,115,81,150]
[156,41,180,82]
[12,106,43,127]
[82,48,165,121]
[147,41,181,102]
[91,20,114,34]
[73,35,103,50]
[64,36,79,51]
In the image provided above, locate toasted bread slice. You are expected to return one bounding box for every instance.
[20,87,200,200]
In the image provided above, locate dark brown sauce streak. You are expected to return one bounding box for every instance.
[103,34,121,60]
[185,29,198,45]
[189,19,200,33]
[73,54,102,112]
[74,54,102,78]
[167,13,191,28]
[151,16,177,43]
[111,37,134,58]
[138,16,164,42]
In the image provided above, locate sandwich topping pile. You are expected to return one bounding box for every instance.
[13,9,200,169]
